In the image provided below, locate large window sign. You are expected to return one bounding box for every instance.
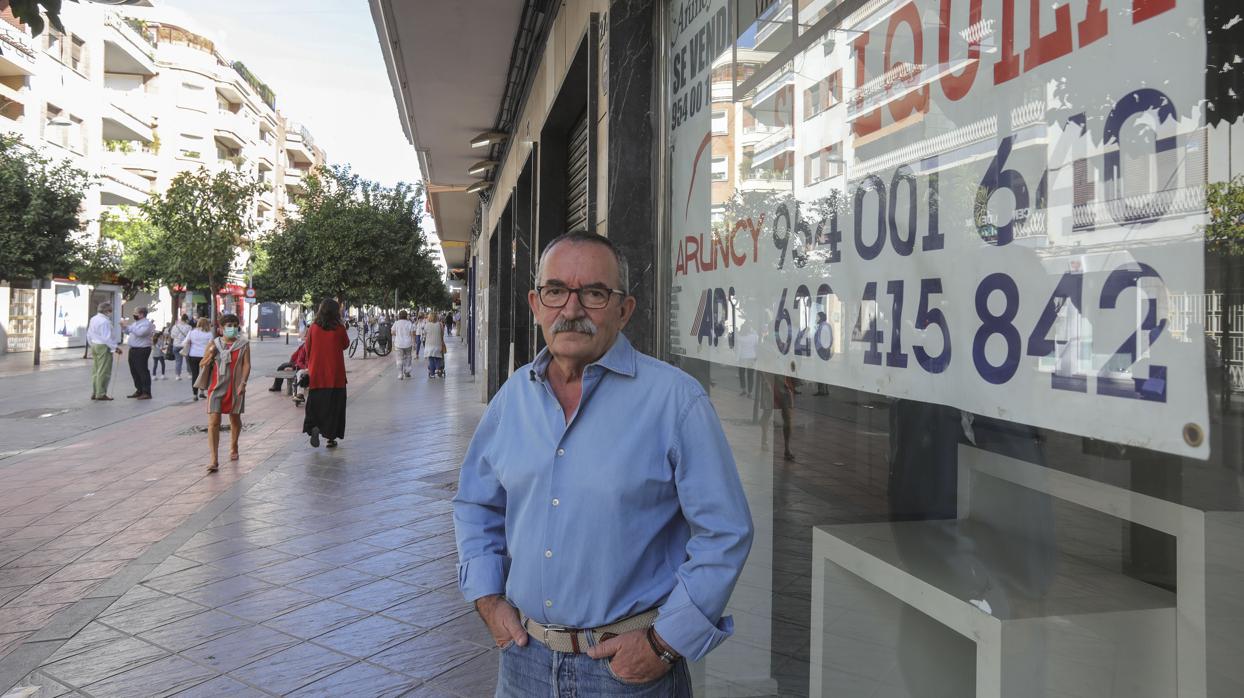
[669,0,1212,458]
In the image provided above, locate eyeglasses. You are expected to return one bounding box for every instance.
[537,285,625,309]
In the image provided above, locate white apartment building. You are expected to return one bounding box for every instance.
[0,0,325,354]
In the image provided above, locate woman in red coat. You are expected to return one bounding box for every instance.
[303,298,350,448]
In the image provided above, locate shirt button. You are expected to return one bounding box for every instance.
[552,498,560,507]
[545,599,553,608]
[556,448,565,456]
[544,549,553,558]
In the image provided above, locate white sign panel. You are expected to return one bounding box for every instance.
[669,0,1210,458]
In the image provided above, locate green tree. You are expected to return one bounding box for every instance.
[0,133,90,281]
[99,208,163,299]
[257,166,447,309]
[1206,176,1244,258]
[141,167,264,320]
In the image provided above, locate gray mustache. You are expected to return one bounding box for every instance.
[551,317,598,336]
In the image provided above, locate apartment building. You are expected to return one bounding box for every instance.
[0,1,325,353]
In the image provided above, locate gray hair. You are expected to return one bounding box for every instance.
[97,301,112,313]
[135,307,148,316]
[535,232,630,294]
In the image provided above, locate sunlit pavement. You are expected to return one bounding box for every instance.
[0,341,494,697]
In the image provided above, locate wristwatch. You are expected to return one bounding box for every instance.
[646,626,678,665]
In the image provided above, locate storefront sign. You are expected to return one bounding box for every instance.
[669,0,1209,458]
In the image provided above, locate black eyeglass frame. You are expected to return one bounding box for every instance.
[536,285,627,309]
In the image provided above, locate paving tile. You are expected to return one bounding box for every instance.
[398,683,459,698]
[332,579,428,613]
[380,589,472,629]
[97,594,206,635]
[182,624,301,672]
[4,546,91,568]
[286,567,378,597]
[0,602,72,632]
[286,660,420,697]
[218,586,319,623]
[40,636,167,688]
[247,556,336,586]
[305,541,389,566]
[75,542,151,562]
[178,574,274,606]
[368,631,487,681]
[0,565,57,588]
[204,547,296,575]
[141,564,238,596]
[142,555,201,581]
[229,642,356,694]
[269,532,354,557]
[177,538,260,564]
[433,609,498,649]
[0,630,31,657]
[43,559,130,583]
[169,675,267,698]
[345,549,429,578]
[39,532,114,550]
[101,584,169,615]
[425,647,500,696]
[79,653,216,698]
[309,615,421,659]
[357,527,437,551]
[4,670,73,698]
[138,610,251,652]
[45,622,127,663]
[390,556,458,588]
[399,534,457,560]
[262,599,372,640]
[4,579,101,607]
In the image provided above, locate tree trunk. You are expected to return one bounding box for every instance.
[209,276,217,323]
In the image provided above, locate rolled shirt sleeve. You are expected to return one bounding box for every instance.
[453,394,511,603]
[654,394,754,661]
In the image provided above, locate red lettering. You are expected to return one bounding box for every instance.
[675,237,686,276]
[851,33,882,138]
[684,235,700,274]
[1023,0,1073,72]
[1078,0,1108,47]
[729,221,749,266]
[698,232,715,271]
[884,3,929,121]
[751,214,765,262]
[1132,0,1175,24]
[939,0,981,101]
[993,0,1021,85]
[712,233,730,269]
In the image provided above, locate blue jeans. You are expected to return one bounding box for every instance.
[496,636,692,697]
[428,355,444,376]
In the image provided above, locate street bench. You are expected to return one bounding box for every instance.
[270,369,297,396]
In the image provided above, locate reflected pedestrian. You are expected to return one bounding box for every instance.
[392,310,415,380]
[151,328,168,381]
[422,311,446,378]
[304,298,349,448]
[201,314,250,473]
[183,318,213,401]
[87,301,122,400]
[169,314,191,380]
[124,307,154,399]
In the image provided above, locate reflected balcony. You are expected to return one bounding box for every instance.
[0,23,36,77]
[103,12,156,76]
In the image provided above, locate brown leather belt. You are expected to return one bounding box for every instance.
[522,608,659,653]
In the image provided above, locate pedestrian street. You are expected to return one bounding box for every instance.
[0,344,498,697]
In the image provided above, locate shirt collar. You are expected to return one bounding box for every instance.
[530,333,638,382]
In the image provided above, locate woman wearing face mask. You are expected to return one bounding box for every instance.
[200,314,251,473]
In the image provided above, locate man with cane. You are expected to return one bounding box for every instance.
[87,301,122,400]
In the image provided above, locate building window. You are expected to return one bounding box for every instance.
[803,70,842,120]
[43,104,84,154]
[44,28,88,76]
[711,155,728,181]
[803,143,842,185]
[711,110,728,135]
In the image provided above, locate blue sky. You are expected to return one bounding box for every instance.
[155,0,422,191]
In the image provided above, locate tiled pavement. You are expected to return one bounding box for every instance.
[2,344,500,697]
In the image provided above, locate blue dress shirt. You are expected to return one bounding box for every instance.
[454,334,753,661]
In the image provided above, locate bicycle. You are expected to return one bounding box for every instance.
[347,321,392,358]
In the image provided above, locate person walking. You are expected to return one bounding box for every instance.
[182,318,213,401]
[454,232,753,696]
[200,314,251,473]
[392,310,416,379]
[413,313,425,358]
[87,301,122,400]
[169,314,192,380]
[422,311,446,378]
[444,310,455,338]
[151,328,168,381]
[124,307,155,399]
[303,298,349,448]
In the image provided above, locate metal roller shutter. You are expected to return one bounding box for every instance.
[565,109,589,233]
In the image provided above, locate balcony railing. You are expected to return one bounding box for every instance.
[104,11,156,62]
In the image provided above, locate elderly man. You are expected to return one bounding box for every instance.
[87,302,122,400]
[124,306,155,399]
[455,231,753,696]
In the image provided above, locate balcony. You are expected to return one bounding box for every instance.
[284,120,315,164]
[214,110,250,149]
[102,95,153,143]
[0,23,37,77]
[102,144,158,178]
[284,166,307,194]
[99,166,152,206]
[103,12,157,76]
[752,1,793,53]
[749,70,794,128]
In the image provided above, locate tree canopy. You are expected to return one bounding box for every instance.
[256,165,448,309]
[0,133,90,281]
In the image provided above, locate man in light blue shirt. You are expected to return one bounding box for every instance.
[455,232,753,696]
